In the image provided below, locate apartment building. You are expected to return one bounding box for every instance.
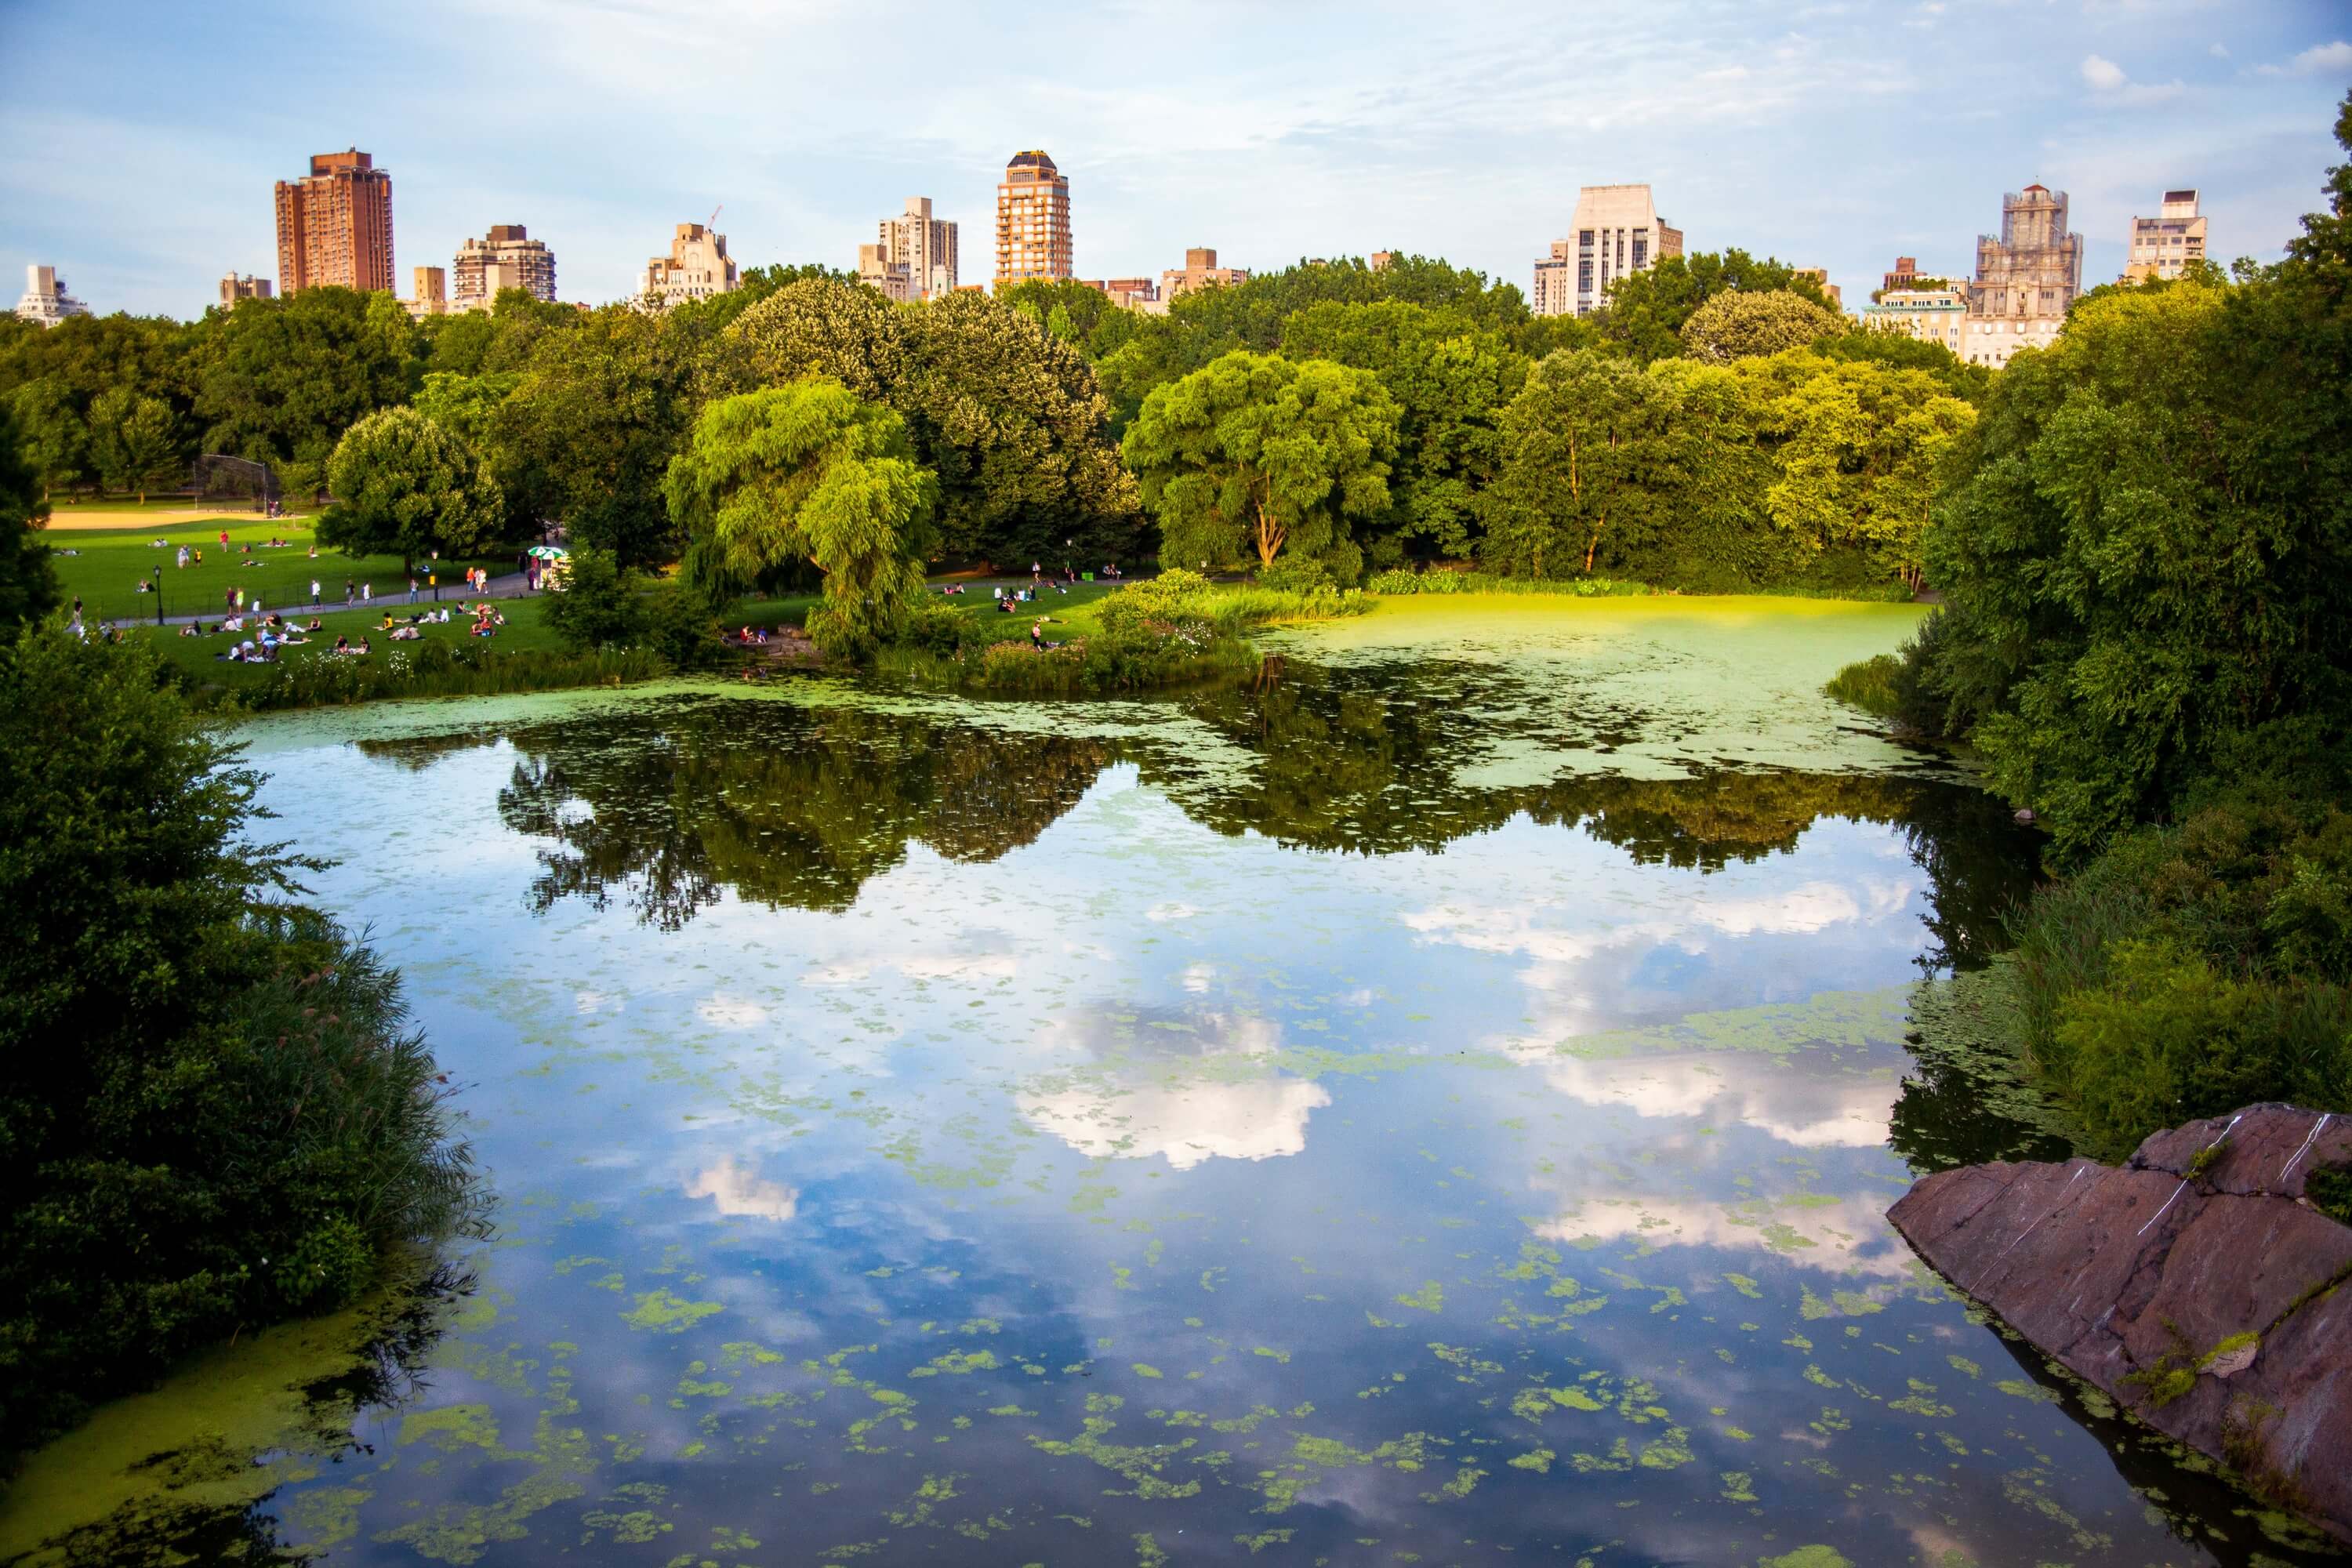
[641,222,738,307]
[218,272,273,307]
[1160,246,1247,302]
[996,151,1073,285]
[2124,190,2207,281]
[14,265,90,328]
[274,148,395,293]
[452,223,557,309]
[869,197,958,299]
[1532,185,1682,317]
[404,266,448,321]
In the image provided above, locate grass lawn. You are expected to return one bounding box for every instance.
[48,514,506,628]
[727,579,1127,645]
[919,579,1127,641]
[126,595,563,695]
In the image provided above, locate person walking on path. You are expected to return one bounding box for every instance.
[361,581,372,603]
[344,577,355,607]
[408,576,419,604]
[310,577,321,604]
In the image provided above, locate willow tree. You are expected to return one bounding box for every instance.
[1121,350,1397,580]
[663,379,937,655]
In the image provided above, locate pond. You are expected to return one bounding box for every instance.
[6,599,2342,1567]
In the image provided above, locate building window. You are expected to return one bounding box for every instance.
[1632,236,1647,267]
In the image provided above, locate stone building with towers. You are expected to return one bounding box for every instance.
[995,151,1073,285]
[1958,183,2084,368]
[274,149,394,293]
[1531,185,1682,318]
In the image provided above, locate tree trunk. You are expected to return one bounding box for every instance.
[1253,484,1285,568]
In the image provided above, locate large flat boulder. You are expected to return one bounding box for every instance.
[1889,1102,2352,1543]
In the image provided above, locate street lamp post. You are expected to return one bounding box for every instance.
[152,564,163,627]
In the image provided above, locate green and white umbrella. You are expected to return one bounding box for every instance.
[526,545,568,560]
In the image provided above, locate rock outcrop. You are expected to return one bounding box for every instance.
[1888,1103,2352,1543]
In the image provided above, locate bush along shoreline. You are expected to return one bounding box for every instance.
[0,626,490,1464]
[872,569,1373,696]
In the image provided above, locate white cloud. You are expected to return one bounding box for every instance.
[1019,1073,1333,1170]
[2291,40,2352,73]
[2208,42,2228,59]
[2081,53,2128,90]
[685,1156,800,1222]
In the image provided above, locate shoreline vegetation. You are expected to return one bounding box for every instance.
[0,624,488,1468]
[1818,92,2352,1171]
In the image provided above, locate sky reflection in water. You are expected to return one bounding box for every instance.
[38,605,2341,1568]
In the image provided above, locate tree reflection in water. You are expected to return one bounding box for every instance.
[356,660,2042,973]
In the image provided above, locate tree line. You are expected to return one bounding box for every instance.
[2,235,1994,595]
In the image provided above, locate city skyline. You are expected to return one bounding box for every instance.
[2,1,2347,318]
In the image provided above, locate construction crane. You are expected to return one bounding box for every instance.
[706,205,723,232]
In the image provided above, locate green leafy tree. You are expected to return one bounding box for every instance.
[1593,250,1833,365]
[1751,354,1975,590]
[1809,326,1991,404]
[318,406,505,572]
[8,376,88,499]
[1679,289,1846,363]
[665,379,938,655]
[541,545,647,650]
[497,305,699,564]
[0,403,60,631]
[0,628,483,1457]
[85,385,180,503]
[730,282,1137,565]
[1280,300,1529,561]
[193,288,419,498]
[1122,350,1399,579]
[1915,108,2352,855]
[1479,351,1754,578]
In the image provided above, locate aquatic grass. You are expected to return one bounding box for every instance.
[1823,654,1906,718]
[1367,568,1915,604]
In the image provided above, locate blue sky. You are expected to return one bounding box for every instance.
[3,0,2347,319]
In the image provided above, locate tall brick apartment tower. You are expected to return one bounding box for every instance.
[994,151,1072,285]
[275,149,395,293]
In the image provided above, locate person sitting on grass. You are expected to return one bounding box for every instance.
[305,616,323,632]
[381,613,397,630]
[355,636,372,655]
[390,624,423,641]
[1030,619,1045,650]
[178,622,200,638]
[332,634,350,653]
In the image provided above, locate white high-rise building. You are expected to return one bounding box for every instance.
[15,264,91,328]
[1532,186,1683,318]
[867,197,957,300]
[639,222,738,309]
[2125,189,2207,281]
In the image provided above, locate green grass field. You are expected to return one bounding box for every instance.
[48,515,507,628]
[127,593,565,694]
